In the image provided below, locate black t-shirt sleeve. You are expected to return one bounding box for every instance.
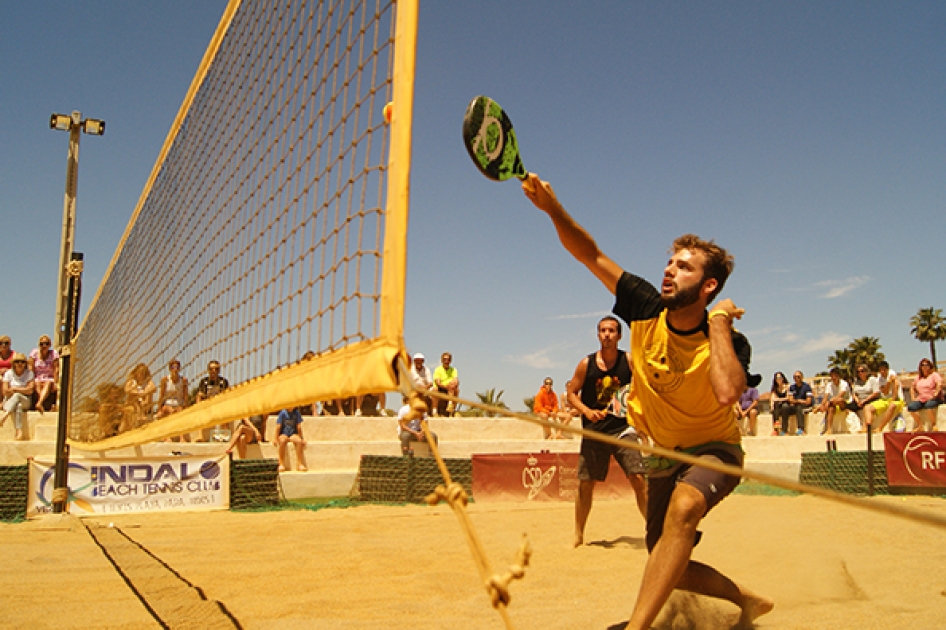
[613,271,663,323]
[732,329,752,375]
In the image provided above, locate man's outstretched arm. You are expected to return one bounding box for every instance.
[523,173,623,295]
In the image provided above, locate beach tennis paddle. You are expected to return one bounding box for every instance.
[462,95,527,181]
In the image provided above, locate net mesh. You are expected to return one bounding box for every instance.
[229,458,288,511]
[68,0,416,449]
[356,455,474,503]
[0,465,28,522]
[799,451,890,495]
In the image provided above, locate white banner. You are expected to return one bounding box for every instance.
[28,455,230,517]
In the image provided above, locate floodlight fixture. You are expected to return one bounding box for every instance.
[83,118,105,136]
[50,113,72,131]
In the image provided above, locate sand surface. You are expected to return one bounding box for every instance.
[4,494,946,629]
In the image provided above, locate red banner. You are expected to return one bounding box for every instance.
[471,453,638,502]
[883,432,946,487]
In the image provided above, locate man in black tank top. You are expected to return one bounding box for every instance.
[566,316,647,547]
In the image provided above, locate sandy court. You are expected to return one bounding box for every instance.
[3,493,946,629]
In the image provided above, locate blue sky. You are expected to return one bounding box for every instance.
[2,2,944,412]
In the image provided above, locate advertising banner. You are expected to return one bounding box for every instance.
[883,432,946,488]
[472,452,636,502]
[28,455,230,517]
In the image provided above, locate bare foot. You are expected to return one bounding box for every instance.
[278,465,287,472]
[36,406,44,416]
[737,593,774,627]
[297,465,308,472]
[573,532,584,548]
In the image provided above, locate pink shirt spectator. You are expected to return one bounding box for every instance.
[29,347,59,383]
[914,372,943,403]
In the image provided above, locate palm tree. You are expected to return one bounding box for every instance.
[827,349,854,381]
[476,388,509,417]
[848,336,885,373]
[523,396,535,414]
[910,307,946,367]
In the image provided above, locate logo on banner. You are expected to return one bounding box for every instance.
[903,435,946,482]
[521,456,556,500]
[34,462,95,513]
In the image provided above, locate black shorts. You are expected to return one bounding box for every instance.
[578,429,647,482]
[645,444,743,552]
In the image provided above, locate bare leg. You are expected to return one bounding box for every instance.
[823,407,834,434]
[747,409,758,436]
[574,479,595,547]
[277,435,289,471]
[875,404,899,433]
[626,484,772,630]
[292,435,308,471]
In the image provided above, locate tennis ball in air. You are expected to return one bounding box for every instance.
[383,102,393,124]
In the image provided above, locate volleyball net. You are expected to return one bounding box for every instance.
[68,0,417,450]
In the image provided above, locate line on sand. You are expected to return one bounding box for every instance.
[85,522,240,629]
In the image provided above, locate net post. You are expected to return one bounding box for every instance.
[53,252,83,514]
[866,421,875,496]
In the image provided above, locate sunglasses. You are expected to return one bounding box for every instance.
[39,342,51,346]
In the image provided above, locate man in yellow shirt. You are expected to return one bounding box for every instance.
[523,174,773,629]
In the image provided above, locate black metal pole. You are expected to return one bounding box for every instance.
[866,420,874,497]
[52,252,83,514]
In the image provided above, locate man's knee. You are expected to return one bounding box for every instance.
[665,484,706,529]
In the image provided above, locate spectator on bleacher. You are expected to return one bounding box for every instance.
[227,416,265,459]
[274,407,308,472]
[124,363,157,428]
[433,352,460,416]
[778,371,813,435]
[908,358,943,432]
[321,397,355,416]
[769,372,790,435]
[534,377,566,439]
[28,335,58,413]
[0,336,15,377]
[409,352,434,412]
[157,359,189,418]
[1,353,34,440]
[736,380,760,436]
[848,364,881,432]
[397,397,438,456]
[817,368,853,435]
[196,360,229,402]
[355,392,388,416]
[868,361,906,433]
[197,360,230,441]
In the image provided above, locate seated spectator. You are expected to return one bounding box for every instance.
[196,360,230,441]
[847,364,881,432]
[0,336,15,378]
[409,352,434,411]
[227,416,266,459]
[274,407,308,472]
[769,372,790,435]
[869,361,906,432]
[398,397,438,456]
[778,371,813,435]
[433,352,459,416]
[29,335,58,413]
[355,392,388,416]
[817,368,854,434]
[124,363,157,430]
[156,359,189,419]
[909,358,943,432]
[736,379,760,436]
[1,353,34,440]
[321,397,355,416]
[533,377,569,439]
